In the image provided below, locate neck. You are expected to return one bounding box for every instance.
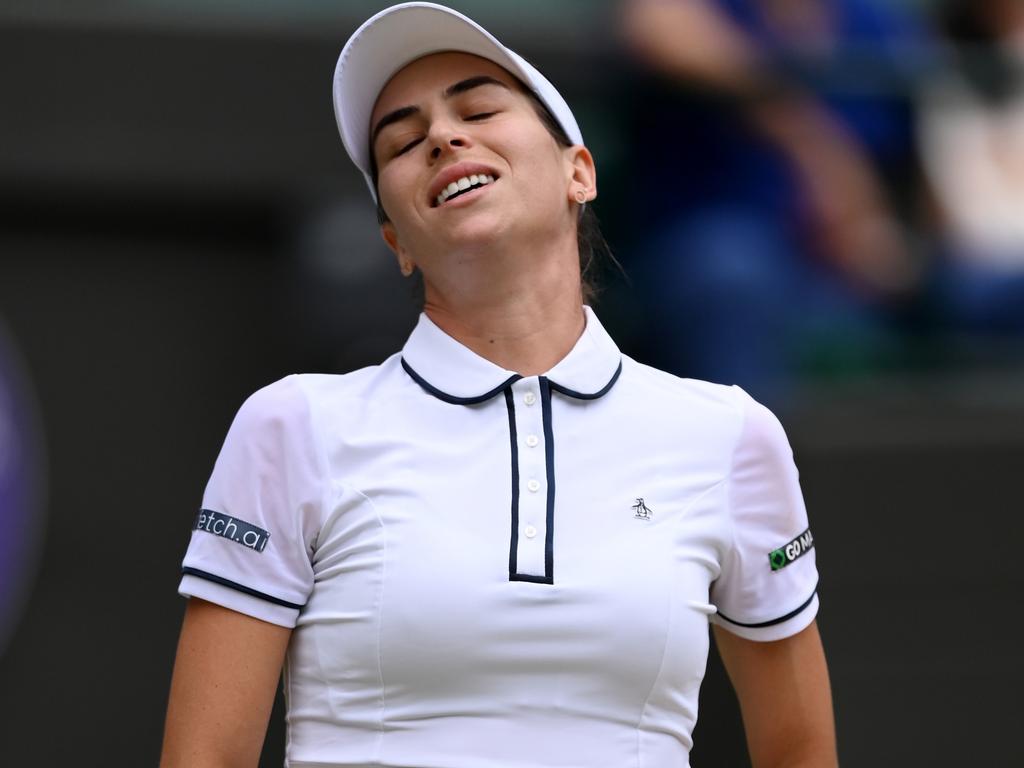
[421,234,586,377]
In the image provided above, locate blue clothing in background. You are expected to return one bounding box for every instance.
[625,0,926,399]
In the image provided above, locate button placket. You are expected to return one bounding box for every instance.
[510,378,546,577]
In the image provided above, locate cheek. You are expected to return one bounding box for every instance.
[518,153,572,211]
[509,133,571,193]
[378,166,418,224]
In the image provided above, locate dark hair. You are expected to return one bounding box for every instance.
[368,77,618,305]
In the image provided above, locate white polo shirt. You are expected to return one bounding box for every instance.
[179,306,819,768]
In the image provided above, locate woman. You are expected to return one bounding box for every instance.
[160,4,837,767]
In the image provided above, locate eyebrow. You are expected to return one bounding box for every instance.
[370,75,511,146]
[443,75,509,99]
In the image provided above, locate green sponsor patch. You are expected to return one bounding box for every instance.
[769,528,813,571]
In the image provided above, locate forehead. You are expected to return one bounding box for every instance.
[370,52,519,126]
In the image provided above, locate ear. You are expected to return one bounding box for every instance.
[380,222,417,276]
[565,145,597,204]
[380,220,402,256]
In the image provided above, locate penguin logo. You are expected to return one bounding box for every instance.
[632,498,652,520]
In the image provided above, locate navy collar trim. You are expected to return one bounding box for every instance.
[548,360,623,400]
[400,307,622,405]
[401,357,622,405]
[401,359,523,405]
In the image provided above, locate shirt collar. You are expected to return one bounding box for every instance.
[401,306,622,405]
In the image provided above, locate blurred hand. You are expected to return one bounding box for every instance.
[622,0,921,298]
[753,98,921,297]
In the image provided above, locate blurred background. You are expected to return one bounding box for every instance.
[0,0,1022,765]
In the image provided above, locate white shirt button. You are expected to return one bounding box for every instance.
[524,525,538,538]
[525,434,539,448]
[523,392,537,406]
[527,479,540,493]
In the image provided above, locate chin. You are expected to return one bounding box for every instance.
[442,213,512,249]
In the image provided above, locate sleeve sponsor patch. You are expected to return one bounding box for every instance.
[193,509,270,553]
[769,527,813,571]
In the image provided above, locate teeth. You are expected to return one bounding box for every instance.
[435,174,496,205]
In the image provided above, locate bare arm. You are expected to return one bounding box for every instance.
[622,0,767,95]
[621,0,917,295]
[713,620,838,768]
[160,598,292,768]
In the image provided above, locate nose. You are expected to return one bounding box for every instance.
[430,138,465,160]
[427,119,470,161]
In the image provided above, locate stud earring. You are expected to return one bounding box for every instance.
[575,189,587,204]
[400,260,414,277]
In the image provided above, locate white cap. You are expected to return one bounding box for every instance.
[333,2,584,201]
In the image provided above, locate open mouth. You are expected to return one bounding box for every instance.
[433,173,498,207]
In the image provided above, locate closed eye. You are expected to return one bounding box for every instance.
[466,112,496,121]
[394,137,423,157]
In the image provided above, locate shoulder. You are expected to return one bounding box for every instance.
[620,355,750,426]
[217,356,405,456]
[235,355,405,423]
[621,355,736,403]
[728,387,796,475]
[209,358,406,487]
[618,357,794,464]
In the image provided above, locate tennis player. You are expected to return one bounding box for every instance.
[160,4,837,767]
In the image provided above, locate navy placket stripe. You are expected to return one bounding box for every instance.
[540,377,556,584]
[504,388,520,579]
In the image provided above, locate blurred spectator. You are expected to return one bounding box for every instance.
[619,0,927,399]
[918,0,1024,335]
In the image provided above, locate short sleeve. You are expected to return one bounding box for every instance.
[709,387,819,642]
[178,375,325,628]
